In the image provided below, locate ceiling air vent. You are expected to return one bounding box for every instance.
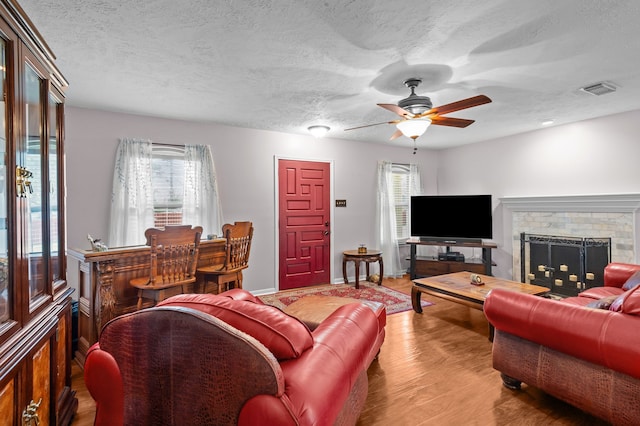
[580,82,616,96]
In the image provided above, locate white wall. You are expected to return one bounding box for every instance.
[65,107,439,295]
[66,106,640,292]
[436,109,640,278]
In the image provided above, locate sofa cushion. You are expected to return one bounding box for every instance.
[159,293,313,360]
[578,286,624,300]
[610,285,640,314]
[621,285,640,315]
[622,270,640,291]
[561,296,593,307]
[219,288,267,304]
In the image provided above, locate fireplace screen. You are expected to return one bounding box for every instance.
[520,233,611,297]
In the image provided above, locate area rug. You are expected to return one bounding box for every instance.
[259,281,433,315]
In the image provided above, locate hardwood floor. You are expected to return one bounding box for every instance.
[70,360,95,426]
[357,276,607,426]
[71,276,607,425]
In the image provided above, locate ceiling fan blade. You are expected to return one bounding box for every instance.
[389,129,403,140]
[421,95,492,116]
[377,103,414,118]
[344,121,394,131]
[430,116,475,128]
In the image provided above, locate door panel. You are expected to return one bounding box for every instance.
[278,160,330,290]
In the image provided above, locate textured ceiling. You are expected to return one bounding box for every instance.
[17,0,640,149]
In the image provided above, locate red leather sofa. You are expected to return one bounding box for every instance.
[84,290,385,426]
[484,262,640,425]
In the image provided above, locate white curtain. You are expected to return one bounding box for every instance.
[408,163,423,198]
[375,161,423,278]
[108,138,154,247]
[407,163,425,258]
[182,144,224,237]
[375,161,402,278]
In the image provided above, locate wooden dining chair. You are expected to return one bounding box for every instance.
[130,225,203,310]
[197,221,253,294]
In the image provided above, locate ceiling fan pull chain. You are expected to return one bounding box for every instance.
[413,140,417,155]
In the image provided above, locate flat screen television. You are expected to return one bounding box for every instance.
[410,194,493,243]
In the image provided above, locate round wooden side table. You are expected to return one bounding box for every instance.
[342,249,383,289]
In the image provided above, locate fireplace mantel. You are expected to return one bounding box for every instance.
[500,193,640,212]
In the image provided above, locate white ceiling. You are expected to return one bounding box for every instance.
[17,0,640,149]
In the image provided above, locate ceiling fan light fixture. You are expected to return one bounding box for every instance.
[308,125,330,138]
[396,118,431,139]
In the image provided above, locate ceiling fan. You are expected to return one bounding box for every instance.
[345,78,492,142]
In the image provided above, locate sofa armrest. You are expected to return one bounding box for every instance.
[604,262,640,288]
[484,289,640,380]
[274,303,379,426]
[84,343,125,426]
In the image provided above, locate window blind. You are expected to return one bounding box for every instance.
[151,145,185,227]
[391,164,411,240]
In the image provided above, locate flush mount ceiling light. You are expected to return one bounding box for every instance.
[307,125,330,138]
[396,118,432,140]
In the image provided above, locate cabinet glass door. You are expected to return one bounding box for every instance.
[24,62,47,306]
[48,93,61,285]
[0,38,8,324]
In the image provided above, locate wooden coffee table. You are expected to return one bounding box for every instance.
[412,271,550,339]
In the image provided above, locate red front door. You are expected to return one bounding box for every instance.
[278,159,331,290]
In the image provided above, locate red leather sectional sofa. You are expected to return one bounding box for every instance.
[84,289,386,425]
[485,262,640,425]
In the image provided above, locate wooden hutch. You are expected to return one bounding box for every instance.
[0,0,77,424]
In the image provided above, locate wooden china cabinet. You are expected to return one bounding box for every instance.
[0,1,77,425]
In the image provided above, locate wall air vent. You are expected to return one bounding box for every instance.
[580,82,617,96]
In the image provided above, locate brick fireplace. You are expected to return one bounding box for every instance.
[501,194,640,283]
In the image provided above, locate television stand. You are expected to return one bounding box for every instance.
[407,238,497,279]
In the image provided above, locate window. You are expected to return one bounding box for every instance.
[391,163,411,240]
[109,139,223,247]
[151,145,185,227]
